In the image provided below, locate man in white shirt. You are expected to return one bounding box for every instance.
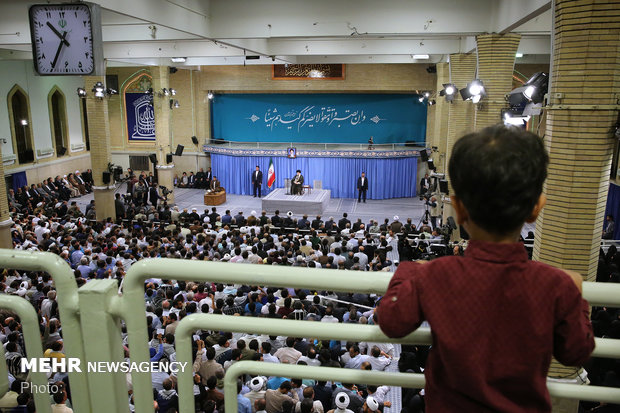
[274,337,302,364]
[343,344,370,369]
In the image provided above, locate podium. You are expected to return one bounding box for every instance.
[284,178,291,195]
[204,190,226,205]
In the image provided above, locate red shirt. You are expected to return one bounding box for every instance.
[377,240,594,412]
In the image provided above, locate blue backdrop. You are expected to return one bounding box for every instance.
[211,93,427,144]
[211,154,418,199]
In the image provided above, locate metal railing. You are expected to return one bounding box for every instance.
[0,250,90,412]
[0,295,51,413]
[0,251,618,413]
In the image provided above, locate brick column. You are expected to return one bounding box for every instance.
[84,76,116,221]
[474,33,521,130]
[151,66,175,203]
[0,145,12,248]
[443,54,477,236]
[532,1,620,399]
[432,62,450,174]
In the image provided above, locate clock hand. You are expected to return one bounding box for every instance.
[46,22,70,47]
[51,31,67,69]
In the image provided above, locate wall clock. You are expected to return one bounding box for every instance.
[29,3,103,75]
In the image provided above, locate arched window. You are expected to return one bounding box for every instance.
[48,87,68,157]
[7,85,34,164]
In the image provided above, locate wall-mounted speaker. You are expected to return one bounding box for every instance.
[419,149,429,162]
[102,171,111,184]
[175,144,184,156]
[166,153,173,164]
[427,160,435,170]
[439,179,449,195]
[149,153,158,164]
[191,136,199,145]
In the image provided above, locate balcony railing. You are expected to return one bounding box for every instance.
[0,250,618,413]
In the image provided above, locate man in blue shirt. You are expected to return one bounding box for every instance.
[237,380,253,413]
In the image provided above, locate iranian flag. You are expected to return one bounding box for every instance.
[267,158,276,188]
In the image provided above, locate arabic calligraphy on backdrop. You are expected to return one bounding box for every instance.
[211,93,427,144]
[263,106,369,132]
[273,64,344,79]
[123,72,156,142]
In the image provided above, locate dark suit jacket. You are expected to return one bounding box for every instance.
[420,177,430,190]
[206,171,213,181]
[251,170,263,185]
[149,187,160,204]
[357,176,369,190]
[234,214,246,226]
[271,215,282,227]
[188,175,196,186]
[338,218,351,230]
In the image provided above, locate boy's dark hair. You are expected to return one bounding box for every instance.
[448,125,548,235]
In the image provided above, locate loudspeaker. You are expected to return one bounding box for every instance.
[427,160,435,170]
[175,144,184,156]
[191,136,199,145]
[149,153,158,164]
[419,149,429,162]
[58,147,67,156]
[166,153,173,164]
[439,179,449,195]
[102,171,111,184]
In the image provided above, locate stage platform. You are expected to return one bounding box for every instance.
[262,188,331,215]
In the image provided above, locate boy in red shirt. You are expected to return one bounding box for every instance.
[377,125,594,412]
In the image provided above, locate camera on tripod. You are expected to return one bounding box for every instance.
[160,185,173,200]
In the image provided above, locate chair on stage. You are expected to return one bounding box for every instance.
[302,185,311,195]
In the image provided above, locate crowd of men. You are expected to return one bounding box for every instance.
[0,178,616,412]
[7,170,94,215]
[174,168,216,190]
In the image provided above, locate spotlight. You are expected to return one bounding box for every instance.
[169,88,176,96]
[501,108,530,127]
[424,92,430,98]
[76,88,87,98]
[92,82,105,99]
[207,92,214,100]
[20,119,28,126]
[170,57,186,63]
[522,72,548,104]
[460,79,485,103]
[418,96,425,103]
[161,88,170,96]
[428,100,436,106]
[169,99,180,109]
[145,88,153,95]
[439,83,457,102]
[106,88,118,96]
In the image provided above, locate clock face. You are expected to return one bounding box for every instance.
[29,4,95,75]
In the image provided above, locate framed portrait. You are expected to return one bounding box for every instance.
[287,147,297,158]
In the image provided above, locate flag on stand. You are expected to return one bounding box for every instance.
[267,158,275,188]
